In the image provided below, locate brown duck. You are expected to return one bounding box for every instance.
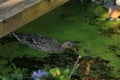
[12,32,77,53]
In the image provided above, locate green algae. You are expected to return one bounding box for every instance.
[0,0,120,79]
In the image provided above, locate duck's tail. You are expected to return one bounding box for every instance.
[12,32,21,42]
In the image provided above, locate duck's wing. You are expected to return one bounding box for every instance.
[12,32,33,44]
[12,32,21,42]
[27,35,62,52]
[13,33,62,52]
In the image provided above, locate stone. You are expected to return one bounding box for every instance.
[104,0,115,9]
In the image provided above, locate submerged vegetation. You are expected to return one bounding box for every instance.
[0,0,120,79]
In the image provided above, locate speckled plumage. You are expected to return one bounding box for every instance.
[12,32,76,53]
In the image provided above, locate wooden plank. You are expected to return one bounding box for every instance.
[0,0,69,38]
[0,0,42,22]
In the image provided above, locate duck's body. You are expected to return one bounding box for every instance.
[12,33,76,53]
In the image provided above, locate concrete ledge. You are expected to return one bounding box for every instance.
[0,0,69,38]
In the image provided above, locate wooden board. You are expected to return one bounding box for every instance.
[0,0,69,38]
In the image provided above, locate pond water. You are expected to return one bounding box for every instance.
[0,0,120,80]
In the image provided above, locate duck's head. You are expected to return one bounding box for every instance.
[61,41,77,52]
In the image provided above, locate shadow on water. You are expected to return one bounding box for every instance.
[11,52,78,70]
[0,36,16,45]
[10,52,120,80]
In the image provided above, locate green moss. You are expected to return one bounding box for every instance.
[0,0,120,79]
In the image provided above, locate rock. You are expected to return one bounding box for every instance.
[104,0,115,9]
[91,0,103,4]
[116,0,120,6]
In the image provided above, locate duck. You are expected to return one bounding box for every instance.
[12,32,77,53]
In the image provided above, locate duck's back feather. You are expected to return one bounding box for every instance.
[13,33,62,53]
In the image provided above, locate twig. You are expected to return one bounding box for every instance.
[69,55,81,79]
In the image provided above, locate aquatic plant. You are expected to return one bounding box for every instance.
[69,55,81,78]
[0,76,7,80]
[49,68,61,77]
[0,0,120,79]
[32,70,48,80]
[59,69,70,80]
[49,68,70,80]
